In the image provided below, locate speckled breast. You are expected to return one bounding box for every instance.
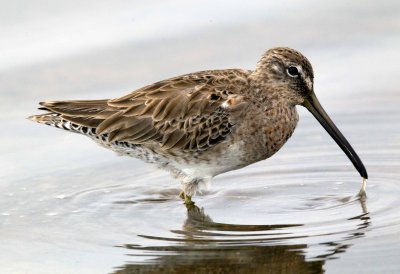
[262,104,299,158]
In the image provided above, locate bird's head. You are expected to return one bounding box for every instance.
[255,47,368,180]
[255,47,315,105]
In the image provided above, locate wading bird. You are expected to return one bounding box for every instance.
[29,47,368,205]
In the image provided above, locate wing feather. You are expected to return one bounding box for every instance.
[35,69,251,152]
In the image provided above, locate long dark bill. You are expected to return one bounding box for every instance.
[303,93,368,179]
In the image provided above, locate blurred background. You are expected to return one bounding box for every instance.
[1,1,400,273]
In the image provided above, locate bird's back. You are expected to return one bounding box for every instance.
[29,69,252,158]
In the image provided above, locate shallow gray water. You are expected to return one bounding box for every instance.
[1,1,400,273]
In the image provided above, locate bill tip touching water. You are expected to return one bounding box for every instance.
[359,177,368,198]
[29,47,368,205]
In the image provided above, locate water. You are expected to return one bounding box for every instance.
[1,1,400,273]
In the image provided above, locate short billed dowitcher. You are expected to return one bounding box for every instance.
[29,47,368,205]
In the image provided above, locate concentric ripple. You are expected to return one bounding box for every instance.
[51,143,399,274]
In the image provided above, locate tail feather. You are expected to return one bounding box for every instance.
[28,112,63,127]
[29,99,116,133]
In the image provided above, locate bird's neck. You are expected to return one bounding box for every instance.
[248,75,296,108]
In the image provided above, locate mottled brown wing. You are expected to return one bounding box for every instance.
[97,69,250,151]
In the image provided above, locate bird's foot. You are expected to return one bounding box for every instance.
[179,191,195,206]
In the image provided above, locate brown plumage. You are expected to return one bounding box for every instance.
[29,47,368,205]
[34,69,249,151]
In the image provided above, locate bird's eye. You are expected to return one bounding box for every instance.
[287,66,299,77]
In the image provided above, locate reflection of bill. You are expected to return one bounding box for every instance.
[115,197,369,274]
[304,195,369,261]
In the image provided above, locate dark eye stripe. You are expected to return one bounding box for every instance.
[287,66,299,77]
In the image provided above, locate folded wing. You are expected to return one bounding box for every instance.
[35,69,251,152]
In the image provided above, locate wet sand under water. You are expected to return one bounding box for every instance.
[1,1,400,273]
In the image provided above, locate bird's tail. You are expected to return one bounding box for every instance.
[28,99,113,134]
[28,112,65,128]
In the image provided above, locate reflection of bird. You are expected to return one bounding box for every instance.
[117,199,370,274]
[29,47,368,205]
[119,203,321,274]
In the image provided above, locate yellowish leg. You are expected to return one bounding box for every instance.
[179,191,195,205]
